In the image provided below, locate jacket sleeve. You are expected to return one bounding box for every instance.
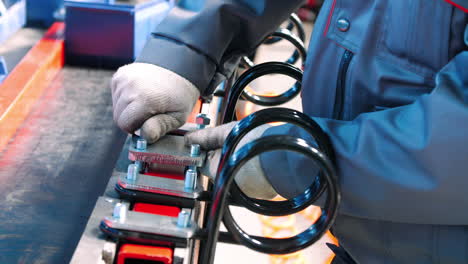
[260,50,468,225]
[136,0,305,96]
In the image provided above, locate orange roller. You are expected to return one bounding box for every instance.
[117,244,173,264]
[0,22,65,153]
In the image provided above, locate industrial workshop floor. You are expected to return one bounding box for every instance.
[0,22,334,263]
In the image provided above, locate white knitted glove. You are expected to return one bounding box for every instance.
[111,63,200,143]
[185,122,278,200]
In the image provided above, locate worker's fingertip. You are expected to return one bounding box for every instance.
[183,130,198,146]
[141,124,160,144]
[141,131,159,144]
[140,118,162,144]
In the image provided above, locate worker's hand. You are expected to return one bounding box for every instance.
[185,122,278,200]
[111,63,200,143]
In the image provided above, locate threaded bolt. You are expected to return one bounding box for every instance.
[113,203,127,223]
[136,138,147,151]
[190,144,201,157]
[126,164,138,182]
[177,210,191,228]
[184,168,197,191]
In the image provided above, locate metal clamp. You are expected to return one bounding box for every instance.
[128,135,206,167]
[100,198,199,246]
[117,169,205,200]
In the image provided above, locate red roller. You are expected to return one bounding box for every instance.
[133,203,181,218]
[117,244,173,264]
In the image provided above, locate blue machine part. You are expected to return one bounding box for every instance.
[26,0,62,26]
[0,0,26,44]
[64,0,173,68]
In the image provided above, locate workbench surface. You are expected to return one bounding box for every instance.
[0,67,127,263]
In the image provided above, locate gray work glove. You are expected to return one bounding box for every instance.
[111,63,200,143]
[185,122,278,200]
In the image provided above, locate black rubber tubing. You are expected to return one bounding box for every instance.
[200,108,340,262]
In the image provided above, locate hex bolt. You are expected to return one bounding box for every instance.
[190,144,201,157]
[177,210,191,228]
[184,168,197,191]
[196,113,210,129]
[136,138,147,151]
[126,164,138,182]
[113,202,128,223]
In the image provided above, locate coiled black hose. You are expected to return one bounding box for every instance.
[239,30,306,108]
[221,62,303,122]
[236,14,306,108]
[222,136,339,254]
[246,13,306,68]
[201,108,340,263]
[264,13,306,45]
[242,27,306,69]
[225,108,334,216]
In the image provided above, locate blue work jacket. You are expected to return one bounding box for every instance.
[137,0,468,263]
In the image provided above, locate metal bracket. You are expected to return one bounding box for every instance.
[129,135,206,167]
[100,197,199,241]
[117,171,205,200]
